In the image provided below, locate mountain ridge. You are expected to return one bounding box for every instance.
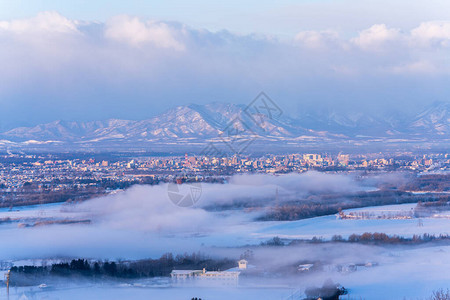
[1,102,449,145]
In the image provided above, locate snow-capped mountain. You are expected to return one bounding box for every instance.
[0,103,311,143]
[410,102,450,136]
[293,108,410,137]
[0,102,448,147]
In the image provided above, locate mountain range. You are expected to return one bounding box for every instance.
[0,102,448,151]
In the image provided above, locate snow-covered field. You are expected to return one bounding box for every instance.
[0,197,449,299]
[2,202,449,256]
[257,203,450,240]
[0,285,297,300]
[1,244,449,300]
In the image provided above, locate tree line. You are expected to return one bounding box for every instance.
[287,233,450,245]
[9,252,236,283]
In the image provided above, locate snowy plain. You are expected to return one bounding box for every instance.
[0,189,449,299]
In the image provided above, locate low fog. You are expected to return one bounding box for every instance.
[0,171,448,299]
[71,171,384,232]
[0,171,407,260]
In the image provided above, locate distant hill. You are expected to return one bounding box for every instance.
[0,102,448,151]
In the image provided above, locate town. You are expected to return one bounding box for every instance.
[0,151,448,207]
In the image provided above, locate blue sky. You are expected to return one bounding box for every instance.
[3,0,450,35]
[0,1,450,129]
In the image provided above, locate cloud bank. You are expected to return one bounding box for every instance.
[0,172,378,259]
[75,171,371,230]
[1,12,450,129]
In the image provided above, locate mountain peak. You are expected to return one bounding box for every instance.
[411,101,450,135]
[0,102,449,145]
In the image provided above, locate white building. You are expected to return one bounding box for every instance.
[171,262,244,285]
[238,259,247,269]
[170,269,202,280]
[298,264,314,272]
[171,268,240,285]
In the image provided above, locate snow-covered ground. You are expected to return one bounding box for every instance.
[0,201,449,299]
[256,203,450,240]
[0,285,296,300]
[0,202,450,258]
[339,245,450,299]
[0,202,84,221]
[1,243,449,300]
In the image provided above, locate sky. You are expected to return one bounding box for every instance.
[1,0,450,129]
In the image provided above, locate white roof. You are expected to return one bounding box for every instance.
[171,270,201,275]
[171,269,240,275]
[202,271,240,275]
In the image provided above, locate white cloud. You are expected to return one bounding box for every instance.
[104,15,185,50]
[53,172,368,234]
[410,21,450,47]
[78,185,217,232]
[294,30,340,49]
[0,11,79,34]
[351,24,401,50]
[0,12,450,127]
[391,60,438,74]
